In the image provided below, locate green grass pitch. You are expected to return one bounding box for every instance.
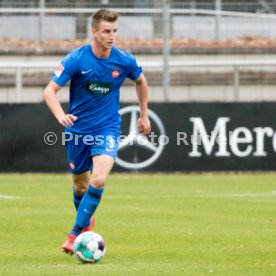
[0,173,276,275]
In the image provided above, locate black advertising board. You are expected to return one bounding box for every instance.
[1,103,276,172]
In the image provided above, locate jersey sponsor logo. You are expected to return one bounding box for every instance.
[112,69,120,78]
[86,81,113,96]
[54,63,64,78]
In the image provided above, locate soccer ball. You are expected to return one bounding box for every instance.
[73,231,106,263]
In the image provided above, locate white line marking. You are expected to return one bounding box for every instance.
[104,192,276,199]
[212,193,276,198]
[0,195,20,199]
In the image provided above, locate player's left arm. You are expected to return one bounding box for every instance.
[135,73,151,135]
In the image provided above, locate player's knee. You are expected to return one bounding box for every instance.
[73,180,88,194]
[90,175,107,188]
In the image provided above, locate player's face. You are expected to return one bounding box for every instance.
[92,20,118,50]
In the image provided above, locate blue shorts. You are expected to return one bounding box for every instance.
[65,129,120,175]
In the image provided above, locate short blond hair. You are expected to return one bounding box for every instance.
[92,9,119,29]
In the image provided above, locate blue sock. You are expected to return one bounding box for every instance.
[73,187,84,211]
[70,185,104,236]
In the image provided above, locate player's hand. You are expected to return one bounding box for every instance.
[138,116,151,135]
[57,114,78,127]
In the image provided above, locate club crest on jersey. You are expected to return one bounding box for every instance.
[86,81,113,96]
[112,69,120,78]
[54,63,64,78]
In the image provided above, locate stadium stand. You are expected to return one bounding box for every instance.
[0,0,276,103]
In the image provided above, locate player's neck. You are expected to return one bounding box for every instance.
[91,43,111,59]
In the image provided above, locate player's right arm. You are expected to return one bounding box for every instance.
[43,80,77,127]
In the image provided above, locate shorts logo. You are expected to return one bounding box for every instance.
[112,69,120,78]
[69,161,75,170]
[86,81,113,96]
[54,63,64,78]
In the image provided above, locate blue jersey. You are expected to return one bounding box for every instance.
[52,44,142,134]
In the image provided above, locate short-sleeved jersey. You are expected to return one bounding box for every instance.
[52,44,142,134]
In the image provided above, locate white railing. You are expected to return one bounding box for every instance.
[1,7,276,101]
[1,60,276,102]
[1,8,276,19]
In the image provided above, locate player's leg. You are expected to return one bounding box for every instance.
[62,133,118,254]
[72,171,96,232]
[63,171,96,254]
[65,133,92,211]
[71,155,114,235]
[72,171,90,210]
[62,134,94,254]
[70,133,118,235]
[62,155,114,254]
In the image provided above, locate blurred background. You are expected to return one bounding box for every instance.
[0,0,276,103]
[1,0,276,172]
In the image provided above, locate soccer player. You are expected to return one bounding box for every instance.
[43,9,151,254]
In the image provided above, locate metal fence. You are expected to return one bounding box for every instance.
[1,1,276,40]
[1,1,276,13]
[0,59,276,103]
